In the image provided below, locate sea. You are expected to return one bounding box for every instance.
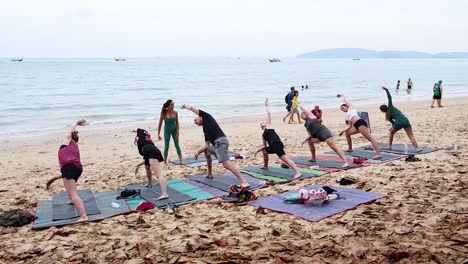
[1,57,467,137]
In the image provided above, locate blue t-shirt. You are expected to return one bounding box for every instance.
[287,92,294,107]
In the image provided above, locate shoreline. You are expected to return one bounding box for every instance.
[1,95,465,143]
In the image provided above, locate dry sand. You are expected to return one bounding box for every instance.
[0,98,467,263]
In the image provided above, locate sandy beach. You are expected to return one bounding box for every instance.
[0,97,467,263]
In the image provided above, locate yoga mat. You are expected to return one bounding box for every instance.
[358,143,436,155]
[182,179,228,197]
[249,185,386,222]
[33,191,132,229]
[324,149,402,162]
[125,179,215,210]
[185,172,266,193]
[292,157,361,169]
[124,181,195,208]
[241,166,322,180]
[170,151,239,165]
[52,189,101,221]
[239,171,289,183]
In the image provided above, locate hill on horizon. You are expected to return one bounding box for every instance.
[297,48,468,59]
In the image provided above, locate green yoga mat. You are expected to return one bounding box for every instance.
[240,171,289,183]
[125,179,215,210]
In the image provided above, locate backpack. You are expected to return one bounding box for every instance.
[222,185,257,203]
[116,188,141,199]
[285,94,289,104]
[0,209,36,227]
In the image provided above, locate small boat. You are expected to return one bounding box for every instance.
[269,58,281,62]
[352,58,360,61]
[11,58,23,62]
[114,58,126,61]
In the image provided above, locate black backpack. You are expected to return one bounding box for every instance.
[285,94,289,104]
[0,209,36,227]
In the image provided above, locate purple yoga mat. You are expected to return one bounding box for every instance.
[184,172,267,197]
[249,185,386,222]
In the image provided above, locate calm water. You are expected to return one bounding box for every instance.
[1,58,467,136]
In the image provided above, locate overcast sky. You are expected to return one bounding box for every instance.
[1,0,467,57]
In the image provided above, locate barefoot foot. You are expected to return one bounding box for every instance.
[205,174,213,179]
[75,216,88,223]
[342,162,351,168]
[293,173,303,180]
[260,166,268,170]
[155,194,169,200]
[345,149,353,153]
[144,183,153,188]
[372,155,382,160]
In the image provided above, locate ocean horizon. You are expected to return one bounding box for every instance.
[1,57,467,137]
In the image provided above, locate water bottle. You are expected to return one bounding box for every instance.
[404,144,408,155]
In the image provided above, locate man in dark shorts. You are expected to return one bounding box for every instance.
[297,103,350,168]
[253,99,302,179]
[182,104,250,188]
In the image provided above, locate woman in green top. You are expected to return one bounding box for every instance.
[380,87,420,151]
[158,99,183,165]
[431,80,443,108]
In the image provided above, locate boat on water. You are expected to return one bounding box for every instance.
[11,58,23,62]
[352,58,360,61]
[114,58,126,61]
[269,58,281,62]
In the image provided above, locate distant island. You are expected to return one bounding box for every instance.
[297,48,468,59]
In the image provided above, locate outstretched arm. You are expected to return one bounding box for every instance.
[254,138,268,157]
[264,98,271,124]
[181,104,199,115]
[339,121,353,136]
[62,119,86,145]
[382,86,393,107]
[297,103,314,119]
[337,94,353,108]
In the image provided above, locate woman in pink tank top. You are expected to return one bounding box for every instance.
[46,119,88,223]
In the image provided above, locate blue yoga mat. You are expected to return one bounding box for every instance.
[249,185,386,222]
[358,143,436,155]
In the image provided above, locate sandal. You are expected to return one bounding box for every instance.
[405,155,421,162]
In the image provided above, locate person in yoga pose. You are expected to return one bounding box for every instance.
[45,119,88,223]
[337,94,382,159]
[157,99,183,165]
[133,128,168,200]
[380,87,420,151]
[298,103,350,168]
[181,104,250,188]
[253,98,302,179]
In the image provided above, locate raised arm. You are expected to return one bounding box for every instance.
[297,103,315,119]
[63,119,86,144]
[382,86,393,107]
[157,113,164,140]
[264,98,271,124]
[337,94,353,108]
[181,104,199,115]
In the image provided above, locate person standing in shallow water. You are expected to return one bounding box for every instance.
[254,98,302,179]
[157,99,183,165]
[407,78,413,90]
[181,104,250,188]
[380,87,420,151]
[46,119,88,223]
[396,80,400,90]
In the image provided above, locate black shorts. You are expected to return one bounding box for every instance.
[142,144,164,166]
[61,164,83,182]
[313,128,333,142]
[265,142,286,158]
[433,95,442,100]
[407,85,412,89]
[353,119,368,130]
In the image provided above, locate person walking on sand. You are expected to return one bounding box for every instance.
[297,103,350,168]
[283,87,296,122]
[157,99,183,165]
[311,105,323,123]
[380,87,421,151]
[407,78,413,90]
[254,98,302,179]
[133,128,168,200]
[45,119,88,223]
[431,80,444,108]
[288,91,302,124]
[337,94,382,160]
[181,104,250,188]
